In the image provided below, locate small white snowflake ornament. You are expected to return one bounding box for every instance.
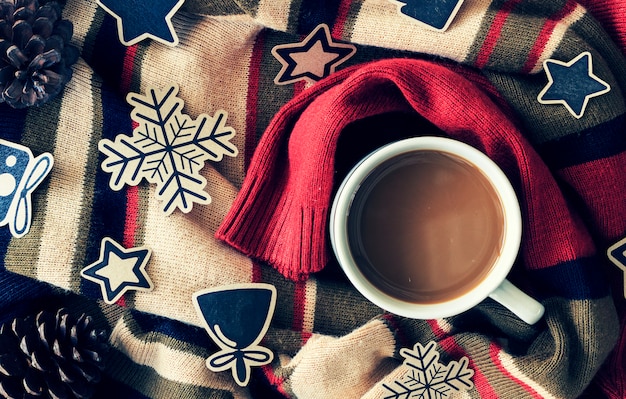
[383,340,474,398]
[98,85,238,215]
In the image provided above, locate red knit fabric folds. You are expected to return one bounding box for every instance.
[216,58,596,281]
[581,0,626,54]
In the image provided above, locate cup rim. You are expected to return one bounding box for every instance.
[329,136,522,319]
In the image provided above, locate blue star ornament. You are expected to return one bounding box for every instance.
[97,0,185,46]
[607,237,626,299]
[271,24,356,85]
[537,52,611,119]
[391,0,465,31]
[81,237,154,304]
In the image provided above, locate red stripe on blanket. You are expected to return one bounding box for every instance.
[427,319,449,339]
[117,184,140,308]
[292,281,313,343]
[123,186,140,249]
[522,0,578,73]
[123,119,141,248]
[294,80,306,97]
[261,365,290,397]
[475,0,524,69]
[490,342,544,398]
[332,0,352,39]
[120,138,140,308]
[252,261,263,283]
[119,46,140,308]
[121,45,138,94]
[382,313,410,349]
[245,31,265,170]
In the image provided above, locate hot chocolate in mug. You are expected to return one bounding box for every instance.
[329,136,545,324]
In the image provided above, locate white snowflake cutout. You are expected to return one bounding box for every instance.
[383,340,474,398]
[98,85,238,215]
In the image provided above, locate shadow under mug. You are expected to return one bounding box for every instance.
[329,137,545,324]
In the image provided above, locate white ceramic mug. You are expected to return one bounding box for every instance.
[329,137,545,324]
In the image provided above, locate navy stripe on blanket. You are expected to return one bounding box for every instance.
[531,255,611,300]
[80,84,130,298]
[298,0,343,33]
[0,105,28,266]
[88,14,130,89]
[537,113,626,169]
[129,309,214,350]
[93,374,151,399]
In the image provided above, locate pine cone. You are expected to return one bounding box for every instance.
[0,0,79,108]
[0,309,109,399]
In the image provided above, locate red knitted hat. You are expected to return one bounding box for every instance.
[216,57,595,281]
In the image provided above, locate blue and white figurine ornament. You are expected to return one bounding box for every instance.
[0,139,53,238]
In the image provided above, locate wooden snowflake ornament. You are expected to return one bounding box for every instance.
[383,341,474,398]
[98,85,238,215]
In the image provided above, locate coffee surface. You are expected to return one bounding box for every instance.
[354,151,505,303]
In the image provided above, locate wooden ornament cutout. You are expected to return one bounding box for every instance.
[272,24,356,86]
[96,0,185,46]
[383,340,474,398]
[193,283,277,387]
[389,0,465,32]
[98,85,238,215]
[537,52,611,119]
[80,237,154,304]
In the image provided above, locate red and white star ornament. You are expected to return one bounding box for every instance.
[271,24,356,86]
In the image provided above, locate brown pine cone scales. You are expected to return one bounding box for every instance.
[0,309,108,399]
[0,0,79,108]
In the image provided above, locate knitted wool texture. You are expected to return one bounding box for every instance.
[0,0,625,398]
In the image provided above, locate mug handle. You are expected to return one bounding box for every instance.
[488,279,545,324]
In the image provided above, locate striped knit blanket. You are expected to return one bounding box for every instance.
[1,0,625,398]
